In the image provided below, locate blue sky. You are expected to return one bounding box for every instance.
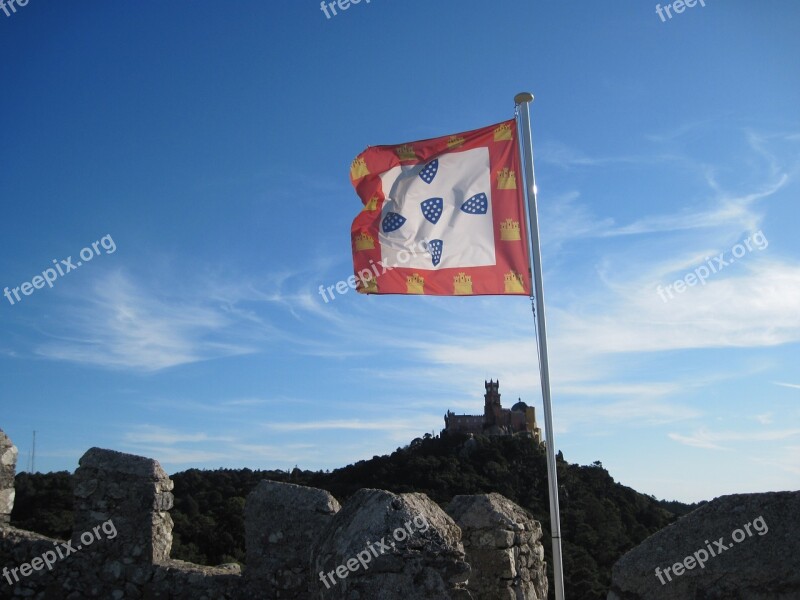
[1,0,798,503]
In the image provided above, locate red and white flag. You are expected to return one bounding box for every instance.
[350,119,531,296]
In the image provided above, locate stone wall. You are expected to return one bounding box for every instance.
[245,479,340,597]
[447,493,547,600]
[0,429,548,600]
[1,443,242,600]
[0,430,16,527]
[73,447,175,565]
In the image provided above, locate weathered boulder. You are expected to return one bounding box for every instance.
[608,491,800,600]
[311,488,472,599]
[0,429,17,525]
[447,493,547,600]
[245,479,340,598]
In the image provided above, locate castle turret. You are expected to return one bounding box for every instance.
[483,380,503,429]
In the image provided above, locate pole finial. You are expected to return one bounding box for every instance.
[514,92,534,105]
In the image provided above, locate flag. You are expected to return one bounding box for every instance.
[350,119,532,296]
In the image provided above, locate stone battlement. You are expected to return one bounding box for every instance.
[0,428,548,599]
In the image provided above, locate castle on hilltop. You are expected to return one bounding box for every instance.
[443,380,542,442]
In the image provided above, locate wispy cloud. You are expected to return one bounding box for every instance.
[118,424,322,467]
[753,413,774,425]
[263,418,436,432]
[538,140,672,169]
[560,398,702,433]
[563,260,800,353]
[35,271,258,371]
[753,445,800,475]
[538,126,795,247]
[540,191,616,249]
[603,174,785,237]
[774,382,800,390]
[669,428,800,451]
[123,425,236,445]
[668,431,728,450]
[221,397,277,407]
[644,119,719,143]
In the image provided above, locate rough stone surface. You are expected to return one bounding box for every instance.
[311,488,473,599]
[0,430,16,526]
[608,491,800,600]
[447,493,548,600]
[245,479,340,598]
[73,447,175,564]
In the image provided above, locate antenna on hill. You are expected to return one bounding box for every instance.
[28,430,36,473]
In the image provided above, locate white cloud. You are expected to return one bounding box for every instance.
[123,425,235,445]
[35,271,258,371]
[118,425,322,467]
[668,432,728,450]
[538,140,667,169]
[669,428,800,451]
[540,191,616,249]
[755,445,800,475]
[603,174,785,237]
[753,413,774,425]
[560,398,702,433]
[774,382,800,390]
[555,260,800,355]
[262,418,436,433]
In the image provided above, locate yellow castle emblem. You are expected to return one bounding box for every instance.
[453,272,473,295]
[351,157,369,180]
[494,123,513,141]
[363,195,379,211]
[500,218,521,241]
[497,168,517,190]
[395,145,416,161]
[447,135,465,149]
[504,271,525,294]
[406,273,425,294]
[354,232,375,252]
[358,275,378,294]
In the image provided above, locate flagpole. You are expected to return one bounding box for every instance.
[514,91,566,600]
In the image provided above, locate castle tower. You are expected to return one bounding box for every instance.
[483,380,503,428]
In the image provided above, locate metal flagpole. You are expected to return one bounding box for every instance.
[514,91,566,600]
